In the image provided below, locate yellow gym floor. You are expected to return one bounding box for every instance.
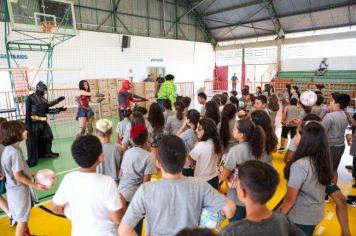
[0,116,355,236]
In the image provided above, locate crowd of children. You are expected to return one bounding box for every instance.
[0,80,354,236]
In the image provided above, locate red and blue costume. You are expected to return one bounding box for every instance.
[118,80,146,120]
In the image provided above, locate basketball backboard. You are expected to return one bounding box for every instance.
[6,0,78,35]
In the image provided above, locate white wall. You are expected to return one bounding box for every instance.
[0,22,215,94]
[282,56,356,71]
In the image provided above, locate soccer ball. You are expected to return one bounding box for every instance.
[199,209,224,229]
[300,91,317,107]
[35,169,57,189]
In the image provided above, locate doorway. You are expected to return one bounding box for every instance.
[147,67,165,81]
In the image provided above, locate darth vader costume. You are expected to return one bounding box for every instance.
[25,81,67,167]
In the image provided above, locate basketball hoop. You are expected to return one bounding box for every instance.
[41,21,59,33]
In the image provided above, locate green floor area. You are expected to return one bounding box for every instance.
[23,116,120,202]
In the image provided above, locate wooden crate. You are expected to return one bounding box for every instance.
[102,111,111,117]
[132,82,145,97]
[98,79,108,88]
[144,82,156,99]
[111,108,118,116]
[107,79,117,88]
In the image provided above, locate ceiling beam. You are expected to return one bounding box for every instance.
[208,2,356,30]
[204,0,262,16]
[262,0,284,38]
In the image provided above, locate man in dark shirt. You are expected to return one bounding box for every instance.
[231,73,238,91]
[144,74,154,82]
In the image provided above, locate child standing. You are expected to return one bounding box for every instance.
[311,94,324,117]
[116,109,132,144]
[51,135,125,236]
[177,109,200,177]
[96,119,123,185]
[188,118,222,189]
[219,119,267,221]
[163,100,174,124]
[278,98,299,152]
[118,135,236,236]
[220,161,305,236]
[197,92,207,117]
[165,101,185,135]
[118,123,157,234]
[322,93,350,183]
[267,94,280,126]
[290,86,300,100]
[1,121,47,236]
[281,122,332,236]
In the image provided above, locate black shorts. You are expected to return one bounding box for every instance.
[281,126,297,139]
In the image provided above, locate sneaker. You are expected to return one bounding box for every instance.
[346,199,356,208]
[277,146,285,152]
[325,195,329,203]
[9,216,17,227]
[353,183,356,189]
[347,195,356,200]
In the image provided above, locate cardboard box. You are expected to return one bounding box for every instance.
[145,82,155,92]
[111,108,118,116]
[132,82,145,97]
[87,79,98,87]
[98,79,108,88]
[117,80,124,90]
[110,98,118,105]
[102,111,111,117]
[107,79,117,87]
[145,91,156,99]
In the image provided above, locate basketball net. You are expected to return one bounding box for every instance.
[41,21,60,33]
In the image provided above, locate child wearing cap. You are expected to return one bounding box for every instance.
[96,119,123,185]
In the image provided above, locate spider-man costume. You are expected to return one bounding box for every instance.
[118,80,147,120]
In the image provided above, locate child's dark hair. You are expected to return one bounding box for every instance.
[239,160,279,204]
[198,92,207,101]
[0,118,7,144]
[148,102,164,133]
[284,122,332,186]
[71,135,102,168]
[130,123,148,146]
[316,94,324,106]
[236,119,265,159]
[131,112,146,128]
[211,94,221,106]
[79,80,90,92]
[158,135,187,174]
[303,113,322,122]
[176,96,184,103]
[292,86,300,98]
[186,109,200,129]
[182,97,192,109]
[255,95,267,104]
[263,84,271,96]
[315,84,325,91]
[220,104,237,149]
[290,98,298,106]
[1,120,25,146]
[268,94,279,112]
[163,100,172,110]
[220,94,228,106]
[256,86,262,94]
[229,96,239,108]
[241,88,249,96]
[230,90,237,97]
[174,101,185,120]
[133,106,148,116]
[247,93,255,102]
[300,102,312,114]
[205,101,220,124]
[123,109,132,118]
[198,118,222,155]
[250,110,278,155]
[176,228,217,236]
[332,93,351,109]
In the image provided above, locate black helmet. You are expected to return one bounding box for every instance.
[36,81,48,93]
[165,74,175,81]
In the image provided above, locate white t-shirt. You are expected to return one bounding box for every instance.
[189,139,219,181]
[52,171,122,236]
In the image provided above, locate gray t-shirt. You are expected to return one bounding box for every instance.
[285,105,299,127]
[163,110,175,125]
[116,118,130,138]
[165,115,184,135]
[122,119,153,146]
[1,145,32,189]
[220,212,306,236]
[118,147,157,202]
[311,106,323,117]
[322,111,348,146]
[96,143,122,183]
[224,142,271,205]
[287,157,325,225]
[180,129,198,169]
[122,177,228,236]
[200,106,206,117]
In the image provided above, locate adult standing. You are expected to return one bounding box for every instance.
[231,73,238,91]
[25,81,67,167]
[157,74,177,110]
[144,74,154,82]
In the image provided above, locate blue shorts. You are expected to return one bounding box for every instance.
[76,107,94,120]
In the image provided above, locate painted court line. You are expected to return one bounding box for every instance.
[55,167,80,176]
